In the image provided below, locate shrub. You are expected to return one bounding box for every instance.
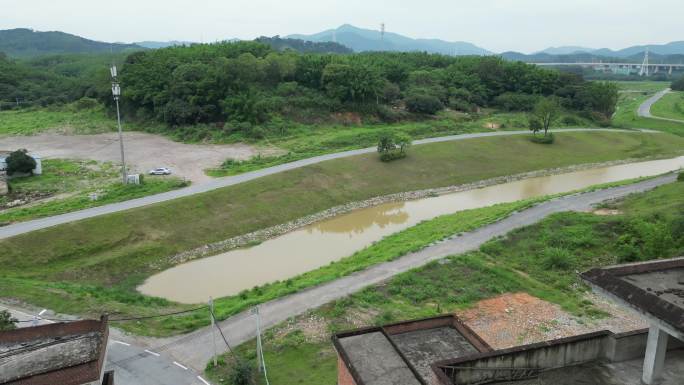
[530,132,555,144]
[72,97,99,110]
[227,359,256,385]
[0,310,17,331]
[493,92,539,111]
[6,149,36,175]
[377,132,411,162]
[678,171,684,182]
[561,115,580,126]
[405,93,444,114]
[542,247,574,270]
[671,76,684,91]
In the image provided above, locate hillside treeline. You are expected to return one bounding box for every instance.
[119,41,617,129]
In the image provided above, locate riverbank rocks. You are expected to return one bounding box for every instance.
[165,156,671,267]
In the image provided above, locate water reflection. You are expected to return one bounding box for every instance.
[310,202,409,234]
[138,156,684,303]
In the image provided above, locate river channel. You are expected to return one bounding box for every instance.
[138,156,684,303]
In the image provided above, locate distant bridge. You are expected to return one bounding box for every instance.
[529,62,684,75]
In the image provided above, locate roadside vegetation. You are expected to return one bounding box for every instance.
[0,158,187,224]
[612,81,684,135]
[1,131,683,336]
[650,91,684,121]
[206,179,684,385]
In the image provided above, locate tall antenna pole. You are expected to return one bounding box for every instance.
[380,23,385,41]
[110,65,127,184]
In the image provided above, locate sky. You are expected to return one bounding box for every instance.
[1,0,682,53]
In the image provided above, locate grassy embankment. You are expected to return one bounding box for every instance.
[650,91,684,121]
[0,159,188,224]
[206,178,684,385]
[613,81,684,135]
[1,131,683,336]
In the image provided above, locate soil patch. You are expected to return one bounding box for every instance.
[0,132,278,184]
[457,292,647,349]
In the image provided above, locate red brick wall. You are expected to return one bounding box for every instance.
[337,354,357,385]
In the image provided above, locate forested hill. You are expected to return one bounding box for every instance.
[0,28,144,57]
[116,41,616,131]
[255,36,352,54]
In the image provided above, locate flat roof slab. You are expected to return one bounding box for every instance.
[338,331,421,385]
[391,326,479,380]
[581,258,684,339]
[623,267,684,308]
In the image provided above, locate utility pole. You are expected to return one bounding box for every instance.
[209,297,218,367]
[252,306,270,385]
[110,65,127,184]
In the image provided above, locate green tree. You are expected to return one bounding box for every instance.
[578,81,619,119]
[0,310,18,331]
[532,97,561,136]
[228,359,255,385]
[405,93,444,114]
[6,149,36,175]
[672,76,684,91]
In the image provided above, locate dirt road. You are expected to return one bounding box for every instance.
[0,132,263,183]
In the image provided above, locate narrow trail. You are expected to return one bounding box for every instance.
[0,128,658,239]
[638,88,684,123]
[145,174,677,370]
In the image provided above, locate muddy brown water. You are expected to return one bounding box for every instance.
[138,156,684,303]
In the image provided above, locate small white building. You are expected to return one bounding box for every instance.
[0,151,42,175]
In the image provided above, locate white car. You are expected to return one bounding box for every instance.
[149,167,171,175]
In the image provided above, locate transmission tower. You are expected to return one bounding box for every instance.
[380,23,385,41]
[639,49,650,76]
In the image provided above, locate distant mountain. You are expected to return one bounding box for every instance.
[0,28,144,57]
[286,24,491,55]
[536,46,596,55]
[134,40,195,49]
[501,50,684,65]
[592,41,684,58]
[255,36,352,54]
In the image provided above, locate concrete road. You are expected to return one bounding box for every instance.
[638,88,684,123]
[0,304,211,385]
[145,174,677,370]
[0,128,653,240]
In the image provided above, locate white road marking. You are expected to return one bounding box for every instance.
[197,376,210,385]
[38,309,47,316]
[144,349,160,356]
[173,361,188,370]
[112,340,131,346]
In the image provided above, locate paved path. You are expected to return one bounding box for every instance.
[638,88,684,123]
[142,174,677,370]
[0,304,210,385]
[0,128,653,240]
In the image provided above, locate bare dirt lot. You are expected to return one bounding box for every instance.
[457,292,647,349]
[0,132,270,183]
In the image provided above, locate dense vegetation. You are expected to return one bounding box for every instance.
[672,76,684,91]
[118,41,617,131]
[0,51,122,108]
[255,36,352,54]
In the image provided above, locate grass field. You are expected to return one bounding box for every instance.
[1,131,683,336]
[650,91,684,121]
[206,179,684,385]
[612,83,684,135]
[0,159,187,224]
[0,106,117,135]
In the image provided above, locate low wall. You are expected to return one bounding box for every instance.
[435,331,609,385]
[0,172,7,195]
[434,329,684,385]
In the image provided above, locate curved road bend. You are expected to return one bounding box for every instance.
[0,128,656,239]
[638,88,684,123]
[0,304,210,385]
[146,173,677,370]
